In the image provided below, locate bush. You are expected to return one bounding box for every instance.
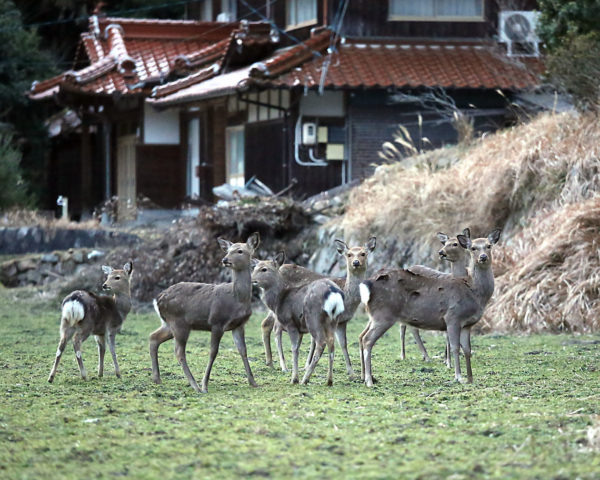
[0,133,33,208]
[545,33,600,112]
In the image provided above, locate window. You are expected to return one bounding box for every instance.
[389,0,484,21]
[226,126,245,187]
[286,0,317,28]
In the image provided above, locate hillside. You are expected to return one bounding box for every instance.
[322,111,600,333]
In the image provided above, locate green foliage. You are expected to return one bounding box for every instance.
[0,287,599,479]
[0,132,33,208]
[537,1,600,111]
[537,0,600,51]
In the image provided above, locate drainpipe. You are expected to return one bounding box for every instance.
[103,120,111,200]
[294,115,327,167]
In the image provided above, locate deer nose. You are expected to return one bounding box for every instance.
[479,253,488,263]
[438,249,446,257]
[352,260,360,267]
[222,257,231,266]
[102,283,109,290]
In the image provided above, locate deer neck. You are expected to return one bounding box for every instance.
[232,268,252,304]
[259,279,286,314]
[113,288,132,318]
[344,267,366,307]
[451,257,469,277]
[471,264,495,305]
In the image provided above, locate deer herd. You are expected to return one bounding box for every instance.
[48,227,501,393]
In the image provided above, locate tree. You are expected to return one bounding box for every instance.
[0,132,33,208]
[537,0,600,111]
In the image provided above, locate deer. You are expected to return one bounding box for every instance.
[149,232,259,393]
[301,279,345,386]
[252,252,313,384]
[402,228,471,365]
[48,261,133,383]
[359,229,501,386]
[259,237,376,377]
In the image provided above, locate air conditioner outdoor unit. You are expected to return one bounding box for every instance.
[499,10,540,57]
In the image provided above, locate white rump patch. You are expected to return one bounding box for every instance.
[359,283,371,305]
[62,300,85,326]
[153,299,166,326]
[323,291,345,319]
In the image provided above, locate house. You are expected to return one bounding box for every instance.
[31,0,542,219]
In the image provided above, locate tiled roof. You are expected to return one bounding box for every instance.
[260,40,543,90]
[30,16,272,100]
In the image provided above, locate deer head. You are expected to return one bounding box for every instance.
[101,261,133,293]
[251,251,285,290]
[218,232,260,271]
[334,236,377,272]
[437,228,470,263]
[458,229,501,268]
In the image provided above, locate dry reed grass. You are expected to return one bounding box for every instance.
[339,111,600,332]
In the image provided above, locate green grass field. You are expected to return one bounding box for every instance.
[1,286,599,479]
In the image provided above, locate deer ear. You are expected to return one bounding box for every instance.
[334,239,348,255]
[462,227,471,239]
[250,258,259,269]
[488,229,501,245]
[365,236,377,253]
[123,261,133,276]
[218,238,232,252]
[102,265,113,275]
[457,234,471,249]
[246,232,260,251]
[274,251,286,268]
[437,232,449,244]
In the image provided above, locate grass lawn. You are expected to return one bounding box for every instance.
[0,286,599,479]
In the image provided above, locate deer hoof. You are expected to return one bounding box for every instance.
[291,377,299,384]
[152,377,162,385]
[327,380,333,387]
[365,378,374,388]
[48,375,55,383]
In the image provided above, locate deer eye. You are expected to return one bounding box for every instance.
[452,243,458,247]
[471,247,477,251]
[486,245,491,249]
[238,250,244,254]
[360,252,366,257]
[114,276,121,280]
[261,267,267,272]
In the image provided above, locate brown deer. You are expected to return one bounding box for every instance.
[301,279,345,386]
[402,228,471,365]
[252,252,312,384]
[150,233,259,393]
[48,261,133,383]
[259,237,376,377]
[359,229,500,386]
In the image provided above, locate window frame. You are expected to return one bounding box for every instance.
[388,0,485,22]
[225,125,245,187]
[286,0,318,30]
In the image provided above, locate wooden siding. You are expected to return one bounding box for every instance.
[245,118,288,193]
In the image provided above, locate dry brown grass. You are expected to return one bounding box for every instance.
[339,111,600,332]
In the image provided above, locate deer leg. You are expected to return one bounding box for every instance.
[232,325,258,388]
[107,331,121,378]
[198,328,224,393]
[304,336,315,371]
[326,329,336,387]
[335,322,354,378]
[48,323,74,383]
[400,324,407,360]
[72,333,87,380]
[149,323,174,384]
[445,333,452,368]
[95,335,106,378]
[274,323,287,372]
[261,313,275,367]
[411,328,430,362]
[287,326,303,384]
[358,319,371,382]
[362,320,392,388]
[301,340,325,385]
[446,321,462,383]
[460,328,473,383]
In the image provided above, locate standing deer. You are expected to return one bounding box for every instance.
[301,279,345,386]
[359,229,500,386]
[48,261,133,383]
[252,252,312,384]
[259,237,376,377]
[402,228,471,365]
[149,233,259,393]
